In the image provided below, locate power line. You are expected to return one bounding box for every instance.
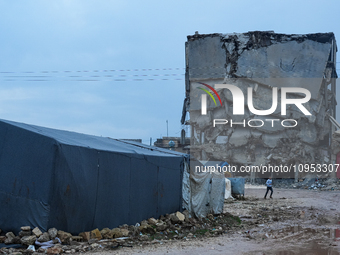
[0,59,339,74]
[0,65,339,82]
[0,68,185,82]
[0,67,185,74]
[1,75,185,82]
[2,78,184,82]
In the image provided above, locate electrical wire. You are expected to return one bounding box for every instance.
[0,65,339,82]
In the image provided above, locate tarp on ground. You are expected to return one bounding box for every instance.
[0,119,188,234]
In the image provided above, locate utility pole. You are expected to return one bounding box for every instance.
[166,120,168,137]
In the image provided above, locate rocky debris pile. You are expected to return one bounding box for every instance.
[246,178,295,188]
[0,211,242,254]
[246,178,340,191]
[292,178,340,191]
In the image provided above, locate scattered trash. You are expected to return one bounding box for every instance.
[27,245,35,251]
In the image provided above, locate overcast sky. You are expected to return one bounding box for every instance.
[0,0,339,144]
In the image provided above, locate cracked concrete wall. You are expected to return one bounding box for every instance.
[182,31,337,177]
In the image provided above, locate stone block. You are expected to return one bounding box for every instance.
[37,232,50,242]
[0,236,5,243]
[121,229,129,237]
[100,228,113,239]
[32,227,43,237]
[48,228,58,239]
[79,232,90,242]
[19,230,32,237]
[21,235,36,246]
[111,228,123,238]
[47,247,63,254]
[176,211,185,221]
[147,217,158,225]
[90,228,102,240]
[4,232,15,244]
[21,226,31,231]
[57,230,72,243]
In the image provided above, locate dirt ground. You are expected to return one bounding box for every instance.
[91,186,340,255]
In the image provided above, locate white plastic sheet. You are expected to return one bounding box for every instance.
[185,161,225,217]
[224,178,233,199]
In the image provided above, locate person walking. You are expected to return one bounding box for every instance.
[264,177,273,199]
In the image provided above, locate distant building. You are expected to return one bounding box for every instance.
[154,136,190,154]
[120,139,142,143]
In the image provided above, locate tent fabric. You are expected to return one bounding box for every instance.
[181,160,191,212]
[0,119,188,234]
[229,178,245,195]
[187,160,225,218]
[224,178,233,199]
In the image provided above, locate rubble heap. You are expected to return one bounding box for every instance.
[247,177,340,190]
[182,31,337,177]
[0,211,241,254]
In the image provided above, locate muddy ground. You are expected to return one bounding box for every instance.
[93,186,340,255]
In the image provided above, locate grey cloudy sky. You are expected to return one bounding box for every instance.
[0,0,339,144]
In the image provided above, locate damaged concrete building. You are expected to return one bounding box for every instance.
[181,31,337,178]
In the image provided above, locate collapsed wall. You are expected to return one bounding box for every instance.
[181,31,337,178]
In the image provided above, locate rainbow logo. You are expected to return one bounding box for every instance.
[198,82,223,106]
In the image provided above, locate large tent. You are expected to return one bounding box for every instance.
[0,119,188,234]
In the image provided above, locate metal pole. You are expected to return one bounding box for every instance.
[166,120,168,137]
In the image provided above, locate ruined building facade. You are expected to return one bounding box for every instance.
[181,31,337,178]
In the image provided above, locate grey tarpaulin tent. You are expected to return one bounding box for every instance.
[183,160,225,218]
[0,119,188,234]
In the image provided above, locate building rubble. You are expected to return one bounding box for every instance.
[181,31,337,178]
[0,211,243,254]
